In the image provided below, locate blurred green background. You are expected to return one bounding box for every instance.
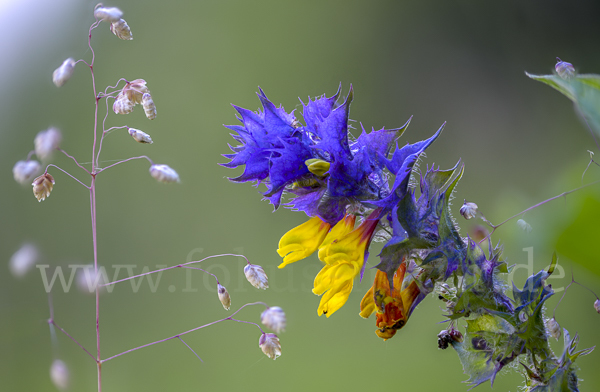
[1,0,600,391]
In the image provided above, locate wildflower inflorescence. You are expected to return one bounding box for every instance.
[50,359,70,391]
[13,160,41,185]
[259,333,282,360]
[217,283,231,310]
[261,306,286,334]
[9,243,39,278]
[244,263,269,289]
[223,85,443,328]
[32,173,55,202]
[223,86,595,390]
[52,59,75,87]
[555,57,575,80]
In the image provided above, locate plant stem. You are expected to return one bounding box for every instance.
[101,302,267,363]
[58,148,90,175]
[91,176,101,392]
[100,253,250,287]
[479,179,600,244]
[88,20,102,392]
[50,319,96,361]
[96,155,154,174]
[45,164,90,189]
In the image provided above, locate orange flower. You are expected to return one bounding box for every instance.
[360,260,421,340]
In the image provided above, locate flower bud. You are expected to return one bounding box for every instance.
[449,328,463,343]
[94,6,123,22]
[9,243,39,278]
[113,94,135,114]
[142,93,157,120]
[436,283,452,301]
[126,79,149,104]
[50,359,70,391]
[52,58,76,87]
[555,57,575,80]
[459,200,478,220]
[546,317,561,339]
[259,333,281,360]
[261,306,286,334]
[517,219,532,233]
[110,18,133,40]
[13,160,41,185]
[437,329,463,349]
[128,128,153,144]
[244,263,269,290]
[32,173,55,202]
[217,284,231,310]
[519,311,529,323]
[594,299,600,314]
[149,164,179,183]
[305,158,330,177]
[34,127,62,161]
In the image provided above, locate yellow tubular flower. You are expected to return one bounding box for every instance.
[276,216,331,269]
[312,208,382,317]
[317,214,356,261]
[314,263,356,316]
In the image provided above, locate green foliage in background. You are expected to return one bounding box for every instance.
[527,71,600,136]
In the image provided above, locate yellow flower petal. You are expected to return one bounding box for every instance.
[317,279,353,317]
[359,285,376,319]
[319,210,380,267]
[312,264,336,295]
[276,216,331,268]
[317,214,356,261]
[311,209,383,317]
[400,281,421,316]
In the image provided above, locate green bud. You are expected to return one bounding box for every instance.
[305,159,330,177]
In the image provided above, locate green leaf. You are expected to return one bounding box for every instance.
[375,236,432,287]
[529,329,594,391]
[421,160,461,197]
[451,314,523,387]
[526,72,600,136]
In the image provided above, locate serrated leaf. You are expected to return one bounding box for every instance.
[420,160,462,199]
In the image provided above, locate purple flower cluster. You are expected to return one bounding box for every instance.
[222,85,442,225]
